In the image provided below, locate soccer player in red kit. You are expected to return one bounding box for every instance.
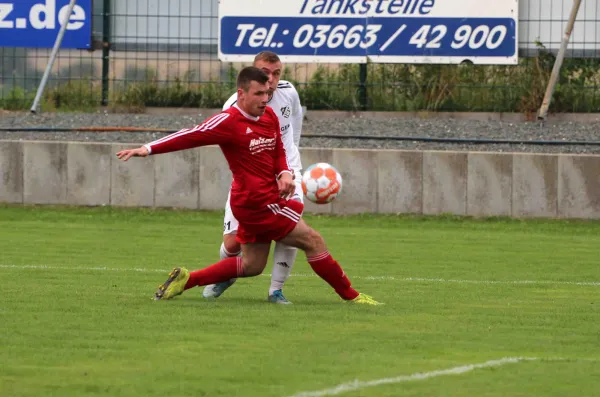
[116,67,381,305]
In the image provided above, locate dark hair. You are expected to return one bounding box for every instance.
[237,66,269,91]
[254,51,281,64]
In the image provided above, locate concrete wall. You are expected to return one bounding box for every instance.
[1,140,600,219]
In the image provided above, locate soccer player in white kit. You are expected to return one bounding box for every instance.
[203,51,304,304]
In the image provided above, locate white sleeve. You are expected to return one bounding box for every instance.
[222,92,237,111]
[290,85,303,148]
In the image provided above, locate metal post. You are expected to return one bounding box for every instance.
[30,0,78,113]
[537,0,582,120]
[101,0,111,106]
[359,63,368,111]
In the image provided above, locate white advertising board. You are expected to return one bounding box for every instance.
[218,0,519,64]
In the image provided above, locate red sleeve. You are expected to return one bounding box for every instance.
[270,108,292,179]
[145,112,232,155]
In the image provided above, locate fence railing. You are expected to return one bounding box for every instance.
[1,0,599,113]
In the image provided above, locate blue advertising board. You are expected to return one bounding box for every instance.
[0,0,92,49]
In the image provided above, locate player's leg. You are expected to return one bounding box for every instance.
[202,232,239,298]
[278,218,381,305]
[203,194,241,298]
[268,182,303,304]
[221,191,242,257]
[153,242,270,301]
[221,233,241,259]
[240,242,271,276]
[269,243,297,304]
[278,218,325,256]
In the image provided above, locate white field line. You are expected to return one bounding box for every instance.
[0,264,599,287]
[286,357,537,397]
[0,264,169,273]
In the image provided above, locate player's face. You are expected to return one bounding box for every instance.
[238,81,270,117]
[254,60,282,94]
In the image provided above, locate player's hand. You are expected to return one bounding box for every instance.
[277,172,295,198]
[116,146,149,161]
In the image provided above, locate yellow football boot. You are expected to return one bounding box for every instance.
[350,293,383,305]
[153,267,190,301]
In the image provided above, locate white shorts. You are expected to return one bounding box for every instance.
[223,180,303,235]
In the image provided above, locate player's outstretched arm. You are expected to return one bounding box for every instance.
[149,113,232,155]
[116,146,149,161]
[117,113,232,160]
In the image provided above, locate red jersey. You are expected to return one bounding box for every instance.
[145,105,292,209]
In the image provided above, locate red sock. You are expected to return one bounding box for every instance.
[307,252,359,300]
[184,257,244,290]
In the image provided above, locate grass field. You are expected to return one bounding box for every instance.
[1,205,599,397]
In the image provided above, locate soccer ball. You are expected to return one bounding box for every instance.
[301,163,343,204]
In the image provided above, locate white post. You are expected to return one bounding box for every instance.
[30,0,78,114]
[537,0,582,120]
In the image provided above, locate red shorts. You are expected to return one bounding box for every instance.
[233,199,304,244]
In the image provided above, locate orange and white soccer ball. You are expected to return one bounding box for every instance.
[301,163,343,204]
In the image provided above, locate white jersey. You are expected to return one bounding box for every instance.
[223,80,303,177]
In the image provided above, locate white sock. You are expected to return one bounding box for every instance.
[220,242,240,260]
[270,242,297,295]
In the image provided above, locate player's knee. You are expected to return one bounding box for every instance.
[242,256,267,276]
[223,234,241,255]
[307,228,326,251]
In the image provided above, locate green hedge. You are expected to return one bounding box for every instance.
[2,47,600,113]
